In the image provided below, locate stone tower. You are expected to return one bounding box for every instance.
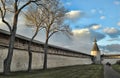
[91,38,101,64]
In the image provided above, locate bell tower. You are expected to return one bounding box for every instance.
[91,38,101,64]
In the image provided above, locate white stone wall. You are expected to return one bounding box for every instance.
[11,50,29,71]
[0,48,8,72]
[102,58,120,64]
[0,47,92,72]
[47,55,92,68]
[32,52,44,69]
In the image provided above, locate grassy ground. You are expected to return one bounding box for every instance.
[112,65,120,73]
[0,65,103,78]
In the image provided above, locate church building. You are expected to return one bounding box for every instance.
[91,38,101,64]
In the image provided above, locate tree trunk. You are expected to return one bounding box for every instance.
[28,49,32,72]
[43,39,48,70]
[3,3,18,73]
[2,0,34,74]
[4,27,17,75]
[28,29,38,72]
[28,39,33,72]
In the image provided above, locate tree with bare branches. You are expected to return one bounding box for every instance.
[0,0,40,74]
[24,4,46,72]
[39,0,71,70]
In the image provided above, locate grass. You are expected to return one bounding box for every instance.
[112,64,120,73]
[0,65,103,78]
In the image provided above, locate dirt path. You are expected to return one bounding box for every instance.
[104,65,120,78]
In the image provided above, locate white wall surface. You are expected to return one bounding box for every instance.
[102,58,120,64]
[0,47,92,72]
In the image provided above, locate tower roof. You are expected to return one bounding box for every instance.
[94,38,97,42]
[91,38,100,51]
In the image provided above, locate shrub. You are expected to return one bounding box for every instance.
[116,60,120,65]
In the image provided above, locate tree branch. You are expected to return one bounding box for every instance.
[48,30,58,39]
[0,0,12,32]
[2,19,12,33]
[18,0,37,14]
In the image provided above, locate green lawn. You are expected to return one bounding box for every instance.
[0,65,103,78]
[112,65,120,73]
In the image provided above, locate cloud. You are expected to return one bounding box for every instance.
[100,16,106,20]
[90,30,105,41]
[48,32,72,46]
[99,10,103,14]
[103,27,120,38]
[107,38,120,41]
[0,14,26,31]
[117,21,120,26]
[72,28,90,35]
[66,2,71,6]
[100,44,120,53]
[71,28,105,54]
[91,9,96,13]
[90,24,101,30]
[72,28,105,41]
[103,27,118,34]
[72,24,105,41]
[71,28,92,54]
[91,9,103,14]
[114,1,120,5]
[65,10,84,20]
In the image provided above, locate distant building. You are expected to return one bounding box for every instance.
[91,38,101,64]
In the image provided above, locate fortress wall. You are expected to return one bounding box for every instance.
[0,47,8,72]
[0,30,92,72]
[102,58,120,64]
[0,47,92,72]
[47,54,92,68]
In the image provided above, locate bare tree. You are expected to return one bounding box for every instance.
[39,0,70,70]
[0,0,40,74]
[24,4,46,72]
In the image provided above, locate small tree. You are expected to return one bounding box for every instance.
[0,0,40,74]
[116,60,120,65]
[39,0,70,70]
[24,4,46,71]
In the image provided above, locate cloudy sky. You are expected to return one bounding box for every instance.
[60,0,120,54]
[0,0,120,54]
